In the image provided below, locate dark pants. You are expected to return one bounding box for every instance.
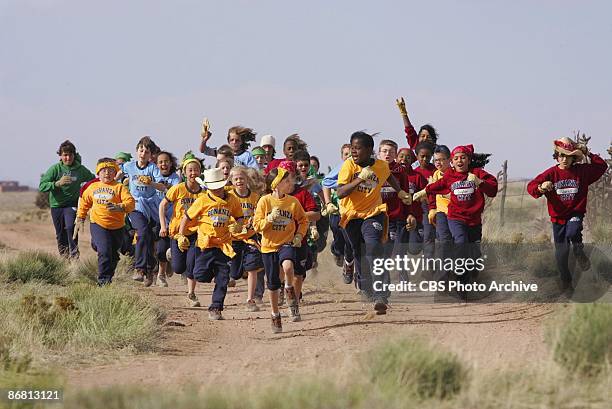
[434,212,453,280]
[329,213,353,262]
[552,215,585,285]
[383,219,410,258]
[90,223,124,285]
[51,206,79,258]
[344,213,388,301]
[129,211,155,272]
[406,223,424,255]
[193,247,231,311]
[156,237,170,262]
[171,234,198,278]
[447,219,482,281]
[422,202,435,259]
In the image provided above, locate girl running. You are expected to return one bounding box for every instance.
[527,137,607,294]
[159,157,205,307]
[253,167,309,333]
[75,159,135,285]
[199,118,258,168]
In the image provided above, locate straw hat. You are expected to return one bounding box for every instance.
[203,168,228,190]
[553,137,584,160]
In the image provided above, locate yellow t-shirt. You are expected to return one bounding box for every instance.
[228,188,260,242]
[337,158,390,227]
[186,191,243,257]
[253,194,309,253]
[165,182,205,237]
[78,181,135,230]
[431,169,450,214]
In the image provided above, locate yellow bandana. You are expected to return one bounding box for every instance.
[271,168,288,190]
[96,161,120,175]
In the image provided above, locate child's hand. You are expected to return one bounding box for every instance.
[398,190,412,205]
[396,97,408,116]
[539,181,554,193]
[176,234,190,252]
[159,226,168,238]
[55,175,72,187]
[291,233,304,247]
[200,117,211,141]
[405,215,417,231]
[266,207,281,223]
[357,166,375,181]
[138,175,152,185]
[413,189,427,202]
[467,173,482,186]
[106,203,124,212]
[73,218,85,240]
[428,209,437,226]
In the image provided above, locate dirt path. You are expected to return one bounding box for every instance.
[0,217,554,389]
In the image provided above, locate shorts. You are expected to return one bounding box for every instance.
[294,244,313,277]
[262,244,296,291]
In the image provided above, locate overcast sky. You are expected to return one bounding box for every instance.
[1,0,610,186]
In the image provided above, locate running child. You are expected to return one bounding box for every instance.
[75,159,135,285]
[180,167,244,320]
[39,140,95,259]
[159,157,206,307]
[251,146,268,170]
[199,118,259,168]
[427,145,453,275]
[253,167,309,332]
[123,136,168,286]
[264,134,308,174]
[527,137,607,294]
[395,97,439,149]
[227,166,264,312]
[337,131,411,314]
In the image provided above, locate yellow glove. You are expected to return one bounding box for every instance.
[138,175,152,185]
[413,189,427,202]
[396,97,407,116]
[357,166,375,180]
[176,234,190,252]
[405,215,417,231]
[229,219,244,234]
[309,225,319,241]
[539,181,553,193]
[200,117,211,141]
[266,207,281,223]
[397,190,412,205]
[321,202,339,217]
[73,218,85,240]
[55,175,73,187]
[467,172,482,187]
[291,233,304,247]
[428,209,437,226]
[122,177,130,187]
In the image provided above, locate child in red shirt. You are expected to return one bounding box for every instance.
[527,137,607,292]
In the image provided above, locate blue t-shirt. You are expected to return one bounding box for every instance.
[123,160,162,221]
[158,172,181,223]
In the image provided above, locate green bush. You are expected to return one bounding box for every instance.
[551,303,612,375]
[0,251,68,285]
[363,338,467,400]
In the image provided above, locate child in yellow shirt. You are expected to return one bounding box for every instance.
[178,167,244,320]
[337,131,409,315]
[227,166,264,312]
[253,167,309,333]
[159,157,205,307]
[75,158,135,286]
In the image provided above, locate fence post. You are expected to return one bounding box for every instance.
[499,160,508,226]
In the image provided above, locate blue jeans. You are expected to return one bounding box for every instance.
[193,247,231,311]
[447,219,482,281]
[344,213,388,301]
[421,202,435,259]
[51,207,79,258]
[90,223,124,285]
[329,213,353,262]
[171,234,198,278]
[552,214,584,285]
[129,211,155,272]
[434,212,453,281]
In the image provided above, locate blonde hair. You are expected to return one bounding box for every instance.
[245,167,266,195]
[216,157,234,169]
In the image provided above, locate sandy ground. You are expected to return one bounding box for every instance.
[0,192,555,390]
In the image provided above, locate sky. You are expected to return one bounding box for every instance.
[1,0,611,187]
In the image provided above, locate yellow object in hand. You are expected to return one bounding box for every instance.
[428,209,437,226]
[397,190,412,205]
[291,233,304,247]
[396,97,408,116]
[357,166,375,180]
[176,234,190,252]
[413,189,427,202]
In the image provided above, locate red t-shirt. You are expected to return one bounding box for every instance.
[414,163,436,180]
[291,186,317,244]
[527,153,607,224]
[264,158,286,175]
[381,162,427,221]
[426,168,498,226]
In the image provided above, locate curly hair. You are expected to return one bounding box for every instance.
[228,126,257,152]
[284,134,308,152]
[57,140,76,155]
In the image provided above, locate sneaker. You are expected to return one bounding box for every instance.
[228,279,236,288]
[246,300,260,312]
[254,296,264,306]
[285,286,297,307]
[333,254,343,267]
[208,308,223,320]
[271,314,282,333]
[188,292,201,307]
[289,303,301,322]
[156,273,168,287]
[575,251,591,271]
[143,271,154,287]
[132,269,145,282]
[374,299,388,315]
[342,260,354,284]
